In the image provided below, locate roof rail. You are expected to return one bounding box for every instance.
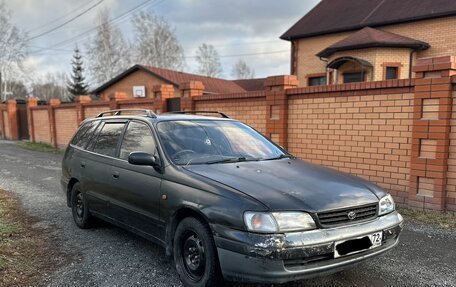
[96,109,157,118]
[165,110,230,118]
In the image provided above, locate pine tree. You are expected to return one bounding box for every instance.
[67,46,89,101]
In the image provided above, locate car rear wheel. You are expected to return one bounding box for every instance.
[71,183,91,229]
[173,217,222,287]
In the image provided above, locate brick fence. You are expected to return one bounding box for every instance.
[1,55,456,211]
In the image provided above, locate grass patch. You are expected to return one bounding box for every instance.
[398,207,456,230]
[0,189,73,286]
[19,141,62,153]
[0,223,18,236]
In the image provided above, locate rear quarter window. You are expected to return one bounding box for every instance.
[71,121,99,149]
[90,122,126,157]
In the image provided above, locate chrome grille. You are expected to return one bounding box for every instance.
[317,203,378,227]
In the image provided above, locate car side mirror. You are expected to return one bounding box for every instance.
[128,152,161,168]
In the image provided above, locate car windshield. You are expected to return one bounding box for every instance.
[156,120,286,165]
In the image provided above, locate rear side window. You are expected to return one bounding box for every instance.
[91,122,126,157]
[71,121,99,149]
[119,121,157,160]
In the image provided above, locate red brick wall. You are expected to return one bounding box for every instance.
[288,92,414,205]
[54,106,78,147]
[2,110,10,139]
[18,57,456,211]
[83,104,110,119]
[195,94,267,134]
[118,99,156,111]
[447,91,456,211]
[32,109,51,143]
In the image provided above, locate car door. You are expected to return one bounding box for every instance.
[68,120,103,210]
[109,120,164,240]
[83,120,128,218]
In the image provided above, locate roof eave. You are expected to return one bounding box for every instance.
[316,42,430,58]
[90,65,177,94]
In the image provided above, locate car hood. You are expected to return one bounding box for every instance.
[183,159,383,212]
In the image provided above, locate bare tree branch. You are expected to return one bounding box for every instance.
[0,1,29,101]
[32,72,72,102]
[231,59,255,79]
[131,11,185,71]
[195,43,222,78]
[85,8,132,86]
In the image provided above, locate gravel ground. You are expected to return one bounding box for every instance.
[0,140,455,287]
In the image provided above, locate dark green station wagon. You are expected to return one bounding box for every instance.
[61,109,403,286]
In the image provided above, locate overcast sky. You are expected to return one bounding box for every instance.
[5,0,319,86]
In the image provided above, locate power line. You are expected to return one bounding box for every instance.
[188,50,289,59]
[26,0,99,33]
[29,48,289,58]
[28,0,106,41]
[30,0,159,53]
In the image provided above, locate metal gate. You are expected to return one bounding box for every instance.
[16,100,29,140]
[166,98,181,112]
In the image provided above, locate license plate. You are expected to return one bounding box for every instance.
[369,231,382,248]
[334,231,383,258]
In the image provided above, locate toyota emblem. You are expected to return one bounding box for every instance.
[347,211,357,220]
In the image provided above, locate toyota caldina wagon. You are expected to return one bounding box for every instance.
[61,109,403,287]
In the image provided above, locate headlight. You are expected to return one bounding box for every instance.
[378,194,395,216]
[244,211,316,233]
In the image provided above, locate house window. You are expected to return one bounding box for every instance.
[386,66,398,80]
[343,72,364,83]
[308,76,327,86]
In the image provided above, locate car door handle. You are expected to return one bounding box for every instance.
[112,172,120,179]
[80,161,86,168]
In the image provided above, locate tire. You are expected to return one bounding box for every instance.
[70,182,92,229]
[173,217,222,287]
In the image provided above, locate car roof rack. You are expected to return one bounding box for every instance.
[165,110,230,118]
[96,109,157,118]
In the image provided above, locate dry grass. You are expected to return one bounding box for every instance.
[0,189,72,287]
[18,141,62,153]
[398,207,456,230]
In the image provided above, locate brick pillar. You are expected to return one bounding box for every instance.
[6,100,19,140]
[264,75,298,148]
[75,95,92,124]
[26,97,38,142]
[153,84,174,113]
[48,99,61,147]
[109,92,128,110]
[0,104,4,139]
[409,56,456,210]
[180,81,205,111]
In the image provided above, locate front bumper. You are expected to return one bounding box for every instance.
[213,211,403,284]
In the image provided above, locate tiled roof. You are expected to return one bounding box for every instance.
[91,65,247,95]
[143,66,246,94]
[317,27,429,58]
[281,0,456,40]
[232,78,266,91]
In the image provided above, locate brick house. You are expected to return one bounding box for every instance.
[281,0,456,86]
[91,64,264,101]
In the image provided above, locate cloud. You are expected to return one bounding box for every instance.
[4,0,319,84]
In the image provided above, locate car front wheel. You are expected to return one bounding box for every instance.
[173,217,222,287]
[71,182,91,229]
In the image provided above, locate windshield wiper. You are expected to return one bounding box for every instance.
[206,156,262,164]
[206,157,247,164]
[263,154,293,161]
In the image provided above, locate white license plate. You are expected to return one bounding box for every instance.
[369,231,383,248]
[334,231,383,258]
